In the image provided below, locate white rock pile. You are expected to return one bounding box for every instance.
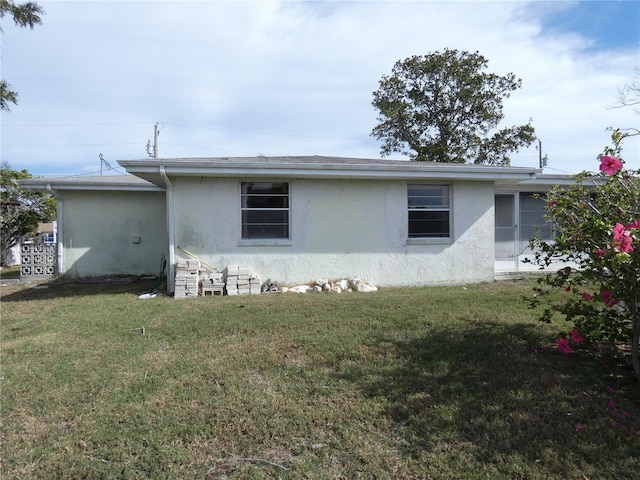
[281,278,378,294]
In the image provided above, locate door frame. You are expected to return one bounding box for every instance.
[495,192,519,272]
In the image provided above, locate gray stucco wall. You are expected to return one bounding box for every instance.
[171,177,495,286]
[59,190,167,277]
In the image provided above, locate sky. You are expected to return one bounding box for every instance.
[1,0,639,177]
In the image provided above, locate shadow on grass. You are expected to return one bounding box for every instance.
[339,319,640,476]
[0,276,164,302]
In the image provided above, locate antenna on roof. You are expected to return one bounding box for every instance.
[99,153,113,175]
[537,139,548,169]
[146,122,159,158]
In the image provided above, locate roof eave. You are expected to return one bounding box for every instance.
[118,158,540,183]
[19,178,165,192]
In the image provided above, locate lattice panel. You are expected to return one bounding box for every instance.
[20,243,56,279]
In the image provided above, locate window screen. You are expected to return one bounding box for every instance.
[241,182,289,239]
[408,185,451,238]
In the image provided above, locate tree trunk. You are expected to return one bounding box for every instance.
[633,314,640,382]
[630,297,640,382]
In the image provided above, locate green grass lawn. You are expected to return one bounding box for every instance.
[0,266,20,280]
[1,279,638,479]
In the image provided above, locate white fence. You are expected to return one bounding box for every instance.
[20,243,56,280]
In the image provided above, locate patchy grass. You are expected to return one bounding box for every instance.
[0,266,20,280]
[1,279,639,479]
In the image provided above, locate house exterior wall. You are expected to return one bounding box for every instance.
[171,177,495,286]
[59,190,167,277]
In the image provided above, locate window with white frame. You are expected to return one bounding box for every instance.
[241,182,290,239]
[407,184,451,238]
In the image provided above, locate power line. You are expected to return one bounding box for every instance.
[161,143,268,156]
[4,120,362,141]
[2,122,152,127]
[3,142,141,147]
[163,122,361,141]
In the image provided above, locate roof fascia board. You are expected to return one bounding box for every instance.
[517,176,579,186]
[159,167,538,182]
[19,179,165,192]
[118,159,539,182]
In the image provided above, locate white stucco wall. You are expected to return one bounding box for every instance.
[59,190,167,277]
[172,177,495,286]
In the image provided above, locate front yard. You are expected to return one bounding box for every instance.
[1,278,638,479]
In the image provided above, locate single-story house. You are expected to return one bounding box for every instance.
[20,156,575,292]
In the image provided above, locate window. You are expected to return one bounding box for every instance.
[241,182,289,239]
[519,192,554,250]
[408,184,451,238]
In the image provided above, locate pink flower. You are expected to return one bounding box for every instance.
[614,234,633,253]
[575,423,583,431]
[627,219,640,230]
[608,400,617,410]
[612,223,634,253]
[606,385,616,394]
[601,290,617,307]
[570,328,585,344]
[599,155,623,175]
[564,286,571,292]
[582,292,593,301]
[596,248,606,258]
[557,338,572,354]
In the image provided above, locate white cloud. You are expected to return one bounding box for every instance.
[2,0,638,176]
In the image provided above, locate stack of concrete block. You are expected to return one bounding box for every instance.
[174,259,200,299]
[201,272,225,296]
[249,274,261,295]
[224,265,261,295]
[224,265,248,295]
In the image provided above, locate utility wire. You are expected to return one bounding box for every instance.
[3,142,142,147]
[2,122,152,127]
[4,120,362,141]
[162,122,362,141]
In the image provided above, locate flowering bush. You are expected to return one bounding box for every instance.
[528,130,640,380]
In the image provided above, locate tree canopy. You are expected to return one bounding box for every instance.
[0,0,44,111]
[371,49,535,165]
[0,162,56,265]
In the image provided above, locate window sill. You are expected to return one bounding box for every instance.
[238,239,292,247]
[406,237,453,245]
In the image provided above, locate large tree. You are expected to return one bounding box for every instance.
[0,0,44,111]
[0,162,56,265]
[371,49,536,164]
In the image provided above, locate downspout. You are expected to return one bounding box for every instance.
[46,184,63,276]
[159,166,176,294]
